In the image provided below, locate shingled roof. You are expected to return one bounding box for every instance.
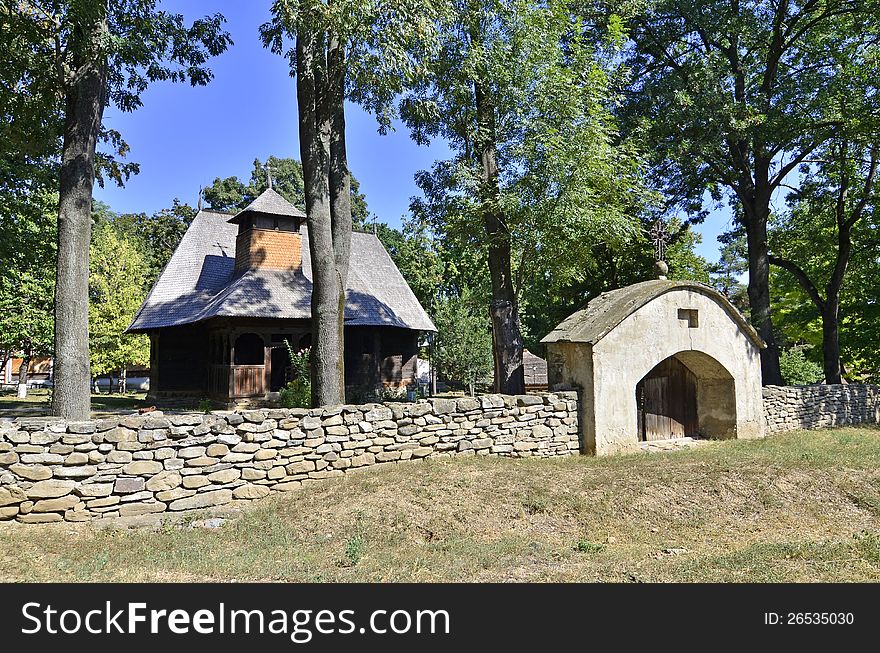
[127,209,436,333]
[226,187,306,224]
[540,279,764,348]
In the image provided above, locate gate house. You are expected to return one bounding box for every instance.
[541,280,766,455]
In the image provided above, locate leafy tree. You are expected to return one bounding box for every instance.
[88,223,149,392]
[203,155,370,225]
[770,139,879,383]
[708,228,749,314]
[432,290,494,395]
[0,189,56,396]
[520,218,709,352]
[622,0,880,384]
[9,1,231,418]
[112,199,196,286]
[262,0,442,406]
[402,0,645,393]
[373,219,449,314]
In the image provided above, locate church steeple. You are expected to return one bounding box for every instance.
[228,188,306,275]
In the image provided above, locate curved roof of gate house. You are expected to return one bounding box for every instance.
[540,279,765,348]
[127,208,436,333]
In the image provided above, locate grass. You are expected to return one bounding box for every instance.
[1,426,879,582]
[0,389,148,417]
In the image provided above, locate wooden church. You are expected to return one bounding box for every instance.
[127,188,435,404]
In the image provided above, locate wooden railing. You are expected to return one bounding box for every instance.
[232,365,265,397]
[209,365,265,399]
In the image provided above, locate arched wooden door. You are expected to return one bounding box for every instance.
[636,356,699,441]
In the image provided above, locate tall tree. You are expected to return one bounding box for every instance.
[770,139,879,383]
[11,1,230,419]
[89,222,150,392]
[262,0,441,405]
[402,0,644,392]
[622,0,879,384]
[0,188,56,397]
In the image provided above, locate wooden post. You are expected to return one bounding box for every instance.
[373,329,382,394]
[264,344,272,396]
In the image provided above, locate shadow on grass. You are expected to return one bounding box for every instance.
[0,389,147,417]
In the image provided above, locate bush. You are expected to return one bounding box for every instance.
[779,346,824,385]
[280,342,311,408]
[279,380,310,409]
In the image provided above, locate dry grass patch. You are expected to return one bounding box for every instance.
[1,426,879,582]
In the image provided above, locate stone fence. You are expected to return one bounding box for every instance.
[763,384,880,433]
[0,392,579,524]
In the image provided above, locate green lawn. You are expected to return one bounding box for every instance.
[1,426,879,582]
[0,389,148,417]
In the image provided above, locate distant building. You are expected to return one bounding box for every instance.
[128,189,436,405]
[523,349,548,390]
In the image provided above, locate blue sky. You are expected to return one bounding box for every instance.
[93,0,731,263]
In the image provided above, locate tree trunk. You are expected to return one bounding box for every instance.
[473,79,524,395]
[53,10,109,420]
[741,189,783,385]
[120,367,127,394]
[17,345,31,399]
[328,33,351,400]
[821,299,842,384]
[297,21,344,407]
[1,352,9,386]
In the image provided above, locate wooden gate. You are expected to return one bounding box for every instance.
[636,357,698,441]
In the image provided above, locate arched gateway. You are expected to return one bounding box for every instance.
[541,280,766,455]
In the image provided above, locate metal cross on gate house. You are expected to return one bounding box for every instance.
[649,219,670,262]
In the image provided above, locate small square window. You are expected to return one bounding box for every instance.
[678,308,699,328]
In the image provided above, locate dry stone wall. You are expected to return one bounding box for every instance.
[763,384,880,433]
[0,392,580,524]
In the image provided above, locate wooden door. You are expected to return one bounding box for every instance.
[636,357,698,441]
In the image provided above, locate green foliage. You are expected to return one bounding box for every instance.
[7,2,232,187]
[575,539,605,554]
[88,223,150,378]
[279,343,311,409]
[0,188,56,361]
[622,0,879,218]
[373,218,449,313]
[779,347,824,386]
[203,155,370,225]
[110,199,196,286]
[520,218,709,351]
[342,534,365,567]
[261,1,444,132]
[432,291,494,392]
[708,228,749,314]
[400,1,651,356]
[197,398,214,414]
[769,136,880,380]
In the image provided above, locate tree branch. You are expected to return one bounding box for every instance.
[769,255,825,310]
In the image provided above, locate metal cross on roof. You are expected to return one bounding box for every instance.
[649,219,670,262]
[265,162,273,190]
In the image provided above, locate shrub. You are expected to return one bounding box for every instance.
[575,539,605,554]
[779,346,824,385]
[280,342,311,408]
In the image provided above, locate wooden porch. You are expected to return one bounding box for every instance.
[206,324,311,401]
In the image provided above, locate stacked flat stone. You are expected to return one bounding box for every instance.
[762,384,880,434]
[0,392,579,524]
